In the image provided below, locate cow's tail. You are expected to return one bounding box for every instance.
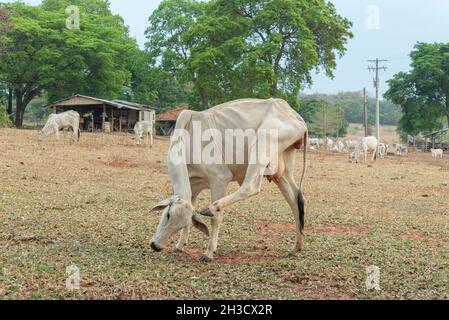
[298,130,308,234]
[299,130,308,191]
[77,127,81,141]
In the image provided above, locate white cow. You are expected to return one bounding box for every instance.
[349,136,378,163]
[345,140,358,151]
[431,148,443,159]
[309,138,322,149]
[377,143,388,158]
[394,144,408,156]
[38,110,80,141]
[134,120,154,147]
[335,140,345,153]
[149,98,308,262]
[325,137,334,151]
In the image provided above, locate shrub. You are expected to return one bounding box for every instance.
[0,104,12,127]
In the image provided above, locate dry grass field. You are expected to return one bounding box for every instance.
[0,128,448,300]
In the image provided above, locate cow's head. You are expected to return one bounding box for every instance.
[38,117,57,141]
[38,126,51,141]
[149,196,209,251]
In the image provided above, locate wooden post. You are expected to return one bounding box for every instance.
[363,88,368,137]
[119,109,122,132]
[111,107,114,132]
[102,104,106,131]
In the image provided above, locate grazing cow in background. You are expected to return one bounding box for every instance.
[395,144,408,156]
[349,136,378,163]
[318,138,324,147]
[330,140,345,153]
[38,110,80,142]
[134,120,154,147]
[345,140,358,151]
[335,140,345,153]
[325,137,334,151]
[377,143,387,158]
[309,138,322,149]
[431,148,443,159]
[149,98,308,263]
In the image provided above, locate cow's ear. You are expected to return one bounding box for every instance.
[150,198,172,212]
[192,214,209,237]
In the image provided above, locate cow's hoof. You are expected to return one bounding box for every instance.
[198,254,213,263]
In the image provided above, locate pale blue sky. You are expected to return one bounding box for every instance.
[2,0,449,96]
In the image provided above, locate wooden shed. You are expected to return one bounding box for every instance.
[48,95,156,132]
[421,129,449,152]
[155,107,187,136]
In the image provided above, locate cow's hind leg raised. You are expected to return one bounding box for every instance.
[201,163,265,217]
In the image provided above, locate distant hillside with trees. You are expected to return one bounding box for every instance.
[300,91,402,126]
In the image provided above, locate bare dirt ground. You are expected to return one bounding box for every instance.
[0,128,448,300]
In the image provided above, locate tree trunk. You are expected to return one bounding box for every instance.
[15,91,24,128]
[7,88,13,120]
[199,87,209,109]
[270,82,278,97]
[13,88,36,127]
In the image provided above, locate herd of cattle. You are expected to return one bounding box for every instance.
[309,136,445,161]
[308,135,414,162]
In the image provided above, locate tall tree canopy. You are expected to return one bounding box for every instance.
[0,0,137,127]
[146,0,353,109]
[385,42,449,136]
[0,6,11,52]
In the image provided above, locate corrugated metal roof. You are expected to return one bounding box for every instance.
[113,100,156,110]
[48,95,155,111]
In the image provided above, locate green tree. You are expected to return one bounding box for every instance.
[301,97,348,137]
[0,0,137,127]
[385,42,449,136]
[146,0,353,109]
[145,0,204,106]
[208,0,353,100]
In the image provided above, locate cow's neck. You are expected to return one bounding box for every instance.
[168,161,192,201]
[168,143,192,201]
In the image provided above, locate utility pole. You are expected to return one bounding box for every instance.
[322,103,326,138]
[363,88,368,137]
[368,59,387,141]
